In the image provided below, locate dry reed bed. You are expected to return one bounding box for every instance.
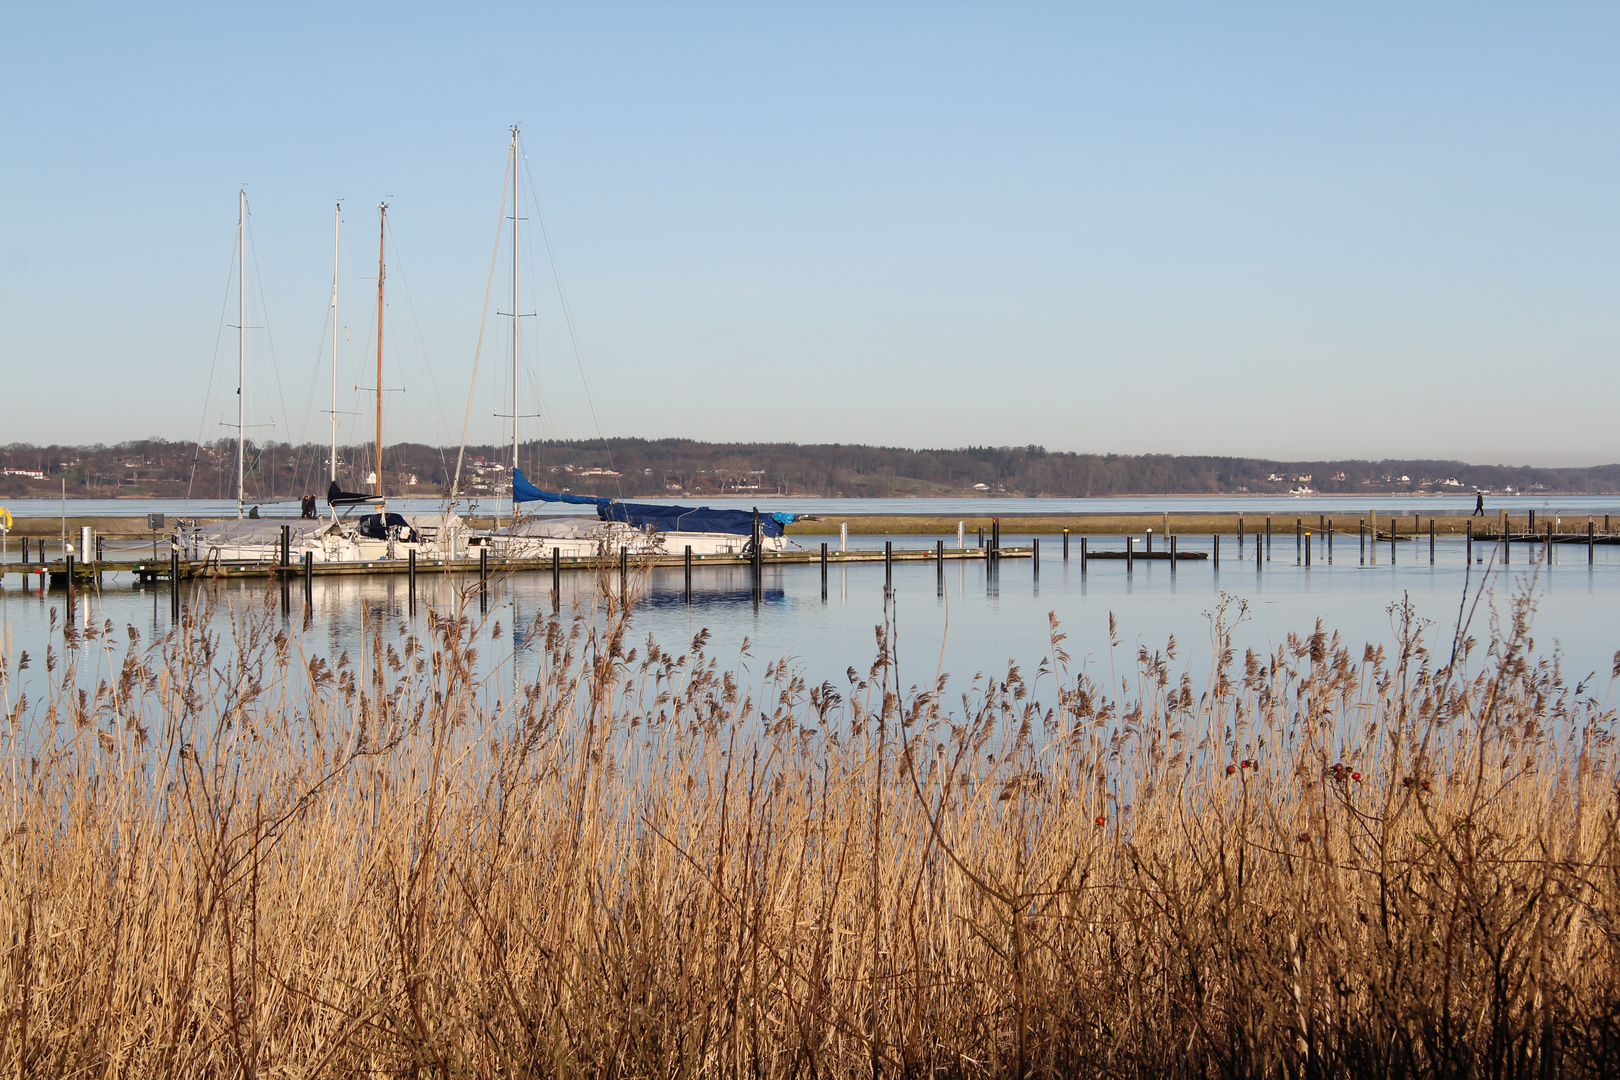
[1,579,1617,1077]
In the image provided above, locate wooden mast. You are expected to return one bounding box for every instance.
[375,203,386,507]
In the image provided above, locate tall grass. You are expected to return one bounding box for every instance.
[0,573,1617,1077]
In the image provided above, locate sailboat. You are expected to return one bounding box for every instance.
[475,127,800,559]
[182,200,463,565]
[325,203,465,561]
[179,193,352,564]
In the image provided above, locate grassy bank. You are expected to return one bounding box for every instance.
[0,578,1617,1075]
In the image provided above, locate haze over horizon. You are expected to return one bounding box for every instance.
[2,3,1616,468]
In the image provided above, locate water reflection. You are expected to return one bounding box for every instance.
[3,536,1618,703]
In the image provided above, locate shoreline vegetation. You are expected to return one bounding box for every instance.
[1,571,1617,1074]
[1,511,1614,540]
[4,437,1619,502]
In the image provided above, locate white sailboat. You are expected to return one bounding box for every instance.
[474,127,798,559]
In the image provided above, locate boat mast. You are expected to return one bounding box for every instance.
[330,203,340,483]
[236,189,247,519]
[375,203,387,508]
[509,125,520,522]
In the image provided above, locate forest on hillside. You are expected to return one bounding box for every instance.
[2,437,1617,502]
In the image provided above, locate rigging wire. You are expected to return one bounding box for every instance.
[244,211,295,501]
[185,231,240,507]
[450,150,513,506]
[521,148,622,501]
[383,218,457,493]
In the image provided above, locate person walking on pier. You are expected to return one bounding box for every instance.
[1473,491,1486,516]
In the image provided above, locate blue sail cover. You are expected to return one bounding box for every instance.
[513,469,795,538]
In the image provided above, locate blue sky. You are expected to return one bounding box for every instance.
[1,2,1616,466]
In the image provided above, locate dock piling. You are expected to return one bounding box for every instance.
[885,540,893,589]
[1304,531,1311,567]
[1062,528,1069,561]
[407,550,416,612]
[1079,537,1087,575]
[1126,537,1133,575]
[1237,516,1244,556]
[553,549,561,610]
[1169,534,1176,574]
[1429,519,1435,564]
[1265,517,1272,561]
[1589,521,1595,564]
[169,552,180,620]
[303,552,312,604]
[1213,534,1219,569]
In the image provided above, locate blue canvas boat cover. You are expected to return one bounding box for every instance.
[513,469,795,537]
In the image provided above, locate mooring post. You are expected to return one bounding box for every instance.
[553,548,562,609]
[991,518,1000,559]
[1168,534,1176,574]
[1546,520,1554,563]
[1304,531,1311,567]
[1295,519,1302,565]
[957,520,965,548]
[408,549,417,610]
[1213,534,1219,569]
[1256,530,1262,572]
[1390,519,1397,565]
[1529,509,1536,533]
[936,539,944,590]
[281,524,290,573]
[1032,537,1040,576]
[479,547,489,584]
[303,551,312,603]
[1079,537,1088,575]
[1503,514,1510,564]
[977,527,984,549]
[1145,530,1152,555]
[1466,519,1473,562]
[1589,520,1595,564]
[1327,519,1334,563]
[39,539,46,563]
[1062,528,1069,561]
[1237,516,1244,556]
[686,546,695,603]
[170,551,180,619]
[1265,517,1272,561]
[1126,536,1134,574]
[620,548,629,600]
[1429,519,1435,564]
[65,554,74,597]
[884,540,893,589]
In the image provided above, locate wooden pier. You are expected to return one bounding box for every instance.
[0,543,1028,586]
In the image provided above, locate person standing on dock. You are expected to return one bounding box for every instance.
[1473,491,1486,516]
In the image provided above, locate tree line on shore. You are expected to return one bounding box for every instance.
[2,436,1616,500]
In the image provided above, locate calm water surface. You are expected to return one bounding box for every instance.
[3,531,1616,711]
